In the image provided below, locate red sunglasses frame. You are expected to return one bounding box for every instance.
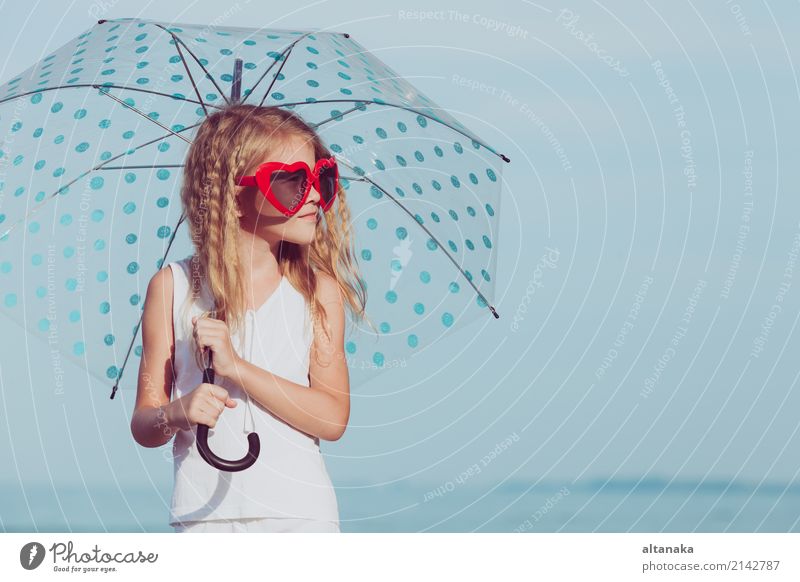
[235,157,339,217]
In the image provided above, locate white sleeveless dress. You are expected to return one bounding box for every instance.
[166,256,340,529]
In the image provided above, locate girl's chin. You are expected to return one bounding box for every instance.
[281,230,317,246]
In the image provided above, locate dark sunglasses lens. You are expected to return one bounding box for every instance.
[269,169,308,212]
[318,165,337,205]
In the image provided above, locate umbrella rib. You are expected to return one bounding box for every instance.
[172,37,209,117]
[97,87,193,144]
[311,103,370,129]
[339,174,366,182]
[281,98,510,164]
[238,31,317,107]
[99,164,185,170]
[0,83,223,110]
[152,23,231,106]
[256,41,300,108]
[0,122,201,241]
[337,160,500,319]
[110,211,189,399]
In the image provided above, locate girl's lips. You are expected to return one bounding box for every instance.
[298,212,317,222]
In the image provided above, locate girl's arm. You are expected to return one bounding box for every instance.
[131,266,182,447]
[227,273,350,441]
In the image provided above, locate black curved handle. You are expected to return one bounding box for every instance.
[195,348,261,472]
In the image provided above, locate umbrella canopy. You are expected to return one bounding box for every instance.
[0,17,507,395]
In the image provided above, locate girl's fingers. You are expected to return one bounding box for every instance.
[194,327,227,346]
[206,395,224,413]
[195,334,220,350]
[196,405,212,427]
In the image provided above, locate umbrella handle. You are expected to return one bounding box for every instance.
[195,349,261,472]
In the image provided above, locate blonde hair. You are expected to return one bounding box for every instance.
[178,103,374,370]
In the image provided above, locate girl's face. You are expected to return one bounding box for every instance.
[236,136,322,246]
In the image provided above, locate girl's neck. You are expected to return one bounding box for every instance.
[237,227,283,279]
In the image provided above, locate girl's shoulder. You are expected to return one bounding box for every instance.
[167,255,197,279]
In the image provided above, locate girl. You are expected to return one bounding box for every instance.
[130,104,370,533]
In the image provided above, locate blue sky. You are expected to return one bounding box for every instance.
[1,0,799,531]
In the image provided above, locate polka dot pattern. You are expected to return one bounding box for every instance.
[0,18,503,390]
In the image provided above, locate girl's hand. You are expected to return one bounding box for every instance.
[166,383,237,431]
[192,313,243,379]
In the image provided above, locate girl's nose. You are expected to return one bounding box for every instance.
[307,181,321,205]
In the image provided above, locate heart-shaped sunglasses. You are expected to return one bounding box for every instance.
[235,157,339,217]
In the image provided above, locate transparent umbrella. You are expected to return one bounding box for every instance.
[0,17,508,405]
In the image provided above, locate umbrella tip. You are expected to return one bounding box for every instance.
[98,19,106,24]
[110,384,118,399]
[500,154,511,163]
[489,305,500,319]
[343,33,350,38]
